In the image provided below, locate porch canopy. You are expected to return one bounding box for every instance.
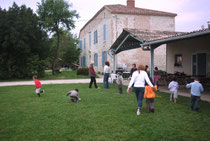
[110,28,180,54]
[109,28,210,79]
[109,28,181,78]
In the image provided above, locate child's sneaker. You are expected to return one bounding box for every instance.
[137,110,140,115]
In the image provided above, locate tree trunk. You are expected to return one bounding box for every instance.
[52,32,60,75]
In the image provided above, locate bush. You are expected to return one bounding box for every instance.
[77,67,89,76]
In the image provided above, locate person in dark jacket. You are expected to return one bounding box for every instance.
[130,63,137,77]
[89,62,99,88]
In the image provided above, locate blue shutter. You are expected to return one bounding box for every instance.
[94,53,98,66]
[96,30,98,43]
[89,33,91,47]
[103,24,106,40]
[84,38,86,49]
[93,31,95,44]
[105,51,107,62]
[81,56,83,67]
[83,56,86,67]
[80,40,82,50]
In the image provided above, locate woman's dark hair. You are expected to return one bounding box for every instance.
[75,88,79,92]
[105,61,110,66]
[132,63,136,67]
[137,65,145,74]
[155,67,158,71]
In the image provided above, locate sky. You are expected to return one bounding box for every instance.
[1,0,210,36]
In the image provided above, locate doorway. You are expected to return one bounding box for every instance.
[192,53,210,76]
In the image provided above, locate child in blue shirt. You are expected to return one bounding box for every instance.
[186,77,204,112]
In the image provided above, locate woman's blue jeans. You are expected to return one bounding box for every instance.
[104,73,109,88]
[134,87,145,109]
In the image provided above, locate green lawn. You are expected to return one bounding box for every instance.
[0,71,90,82]
[0,83,210,141]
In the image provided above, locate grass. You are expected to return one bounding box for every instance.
[0,71,90,82]
[0,83,210,141]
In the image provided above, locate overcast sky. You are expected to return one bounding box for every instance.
[1,0,210,36]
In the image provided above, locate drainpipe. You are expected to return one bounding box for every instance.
[150,46,154,81]
[113,54,116,73]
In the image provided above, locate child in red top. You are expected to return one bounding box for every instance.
[144,78,157,113]
[33,75,44,97]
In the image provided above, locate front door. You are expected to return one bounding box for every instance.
[192,53,207,76]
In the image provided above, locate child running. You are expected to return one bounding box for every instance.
[168,77,179,103]
[144,78,157,113]
[186,77,204,112]
[33,75,44,97]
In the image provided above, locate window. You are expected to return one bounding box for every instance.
[89,32,91,47]
[84,38,86,49]
[103,24,106,41]
[174,54,182,67]
[102,51,107,67]
[94,30,98,44]
[81,56,86,67]
[80,56,83,66]
[79,40,82,50]
[94,53,98,66]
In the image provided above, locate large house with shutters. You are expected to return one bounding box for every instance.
[79,0,177,72]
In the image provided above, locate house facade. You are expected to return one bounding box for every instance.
[166,31,210,76]
[79,0,177,72]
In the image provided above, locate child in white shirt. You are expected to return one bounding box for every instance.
[168,77,179,103]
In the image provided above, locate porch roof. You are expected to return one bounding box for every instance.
[109,28,210,54]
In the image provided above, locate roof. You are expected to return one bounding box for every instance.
[142,28,210,46]
[110,28,210,54]
[79,4,177,35]
[110,28,182,54]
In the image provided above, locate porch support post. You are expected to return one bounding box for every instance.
[150,46,154,81]
[113,53,116,74]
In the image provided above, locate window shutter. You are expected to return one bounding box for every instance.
[103,24,106,40]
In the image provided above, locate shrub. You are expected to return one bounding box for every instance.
[77,67,89,76]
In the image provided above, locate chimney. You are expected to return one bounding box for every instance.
[208,21,210,29]
[127,0,135,8]
[201,25,205,30]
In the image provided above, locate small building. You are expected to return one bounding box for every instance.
[79,0,177,72]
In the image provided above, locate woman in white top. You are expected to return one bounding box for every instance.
[104,61,110,88]
[127,65,155,115]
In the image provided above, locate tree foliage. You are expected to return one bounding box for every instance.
[37,0,79,74]
[0,3,50,79]
[48,31,80,69]
[60,32,80,66]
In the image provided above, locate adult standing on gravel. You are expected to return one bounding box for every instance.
[127,65,155,116]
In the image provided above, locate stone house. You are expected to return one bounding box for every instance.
[79,0,177,72]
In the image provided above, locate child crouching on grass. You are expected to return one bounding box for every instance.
[116,72,123,94]
[66,89,80,103]
[168,77,179,103]
[33,75,44,97]
[144,78,157,113]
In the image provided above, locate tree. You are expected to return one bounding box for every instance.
[48,31,80,70]
[37,0,79,75]
[0,3,49,79]
[60,32,80,67]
